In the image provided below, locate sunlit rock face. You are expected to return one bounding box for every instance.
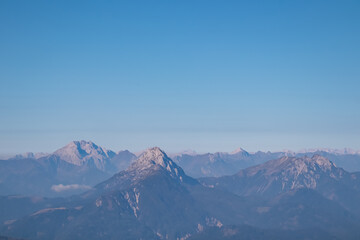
[53,140,115,171]
[200,155,351,198]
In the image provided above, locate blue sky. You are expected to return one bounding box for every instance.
[1,0,359,154]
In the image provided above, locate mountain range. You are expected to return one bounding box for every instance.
[1,147,360,239]
[1,140,360,197]
[1,148,231,239]
[200,155,360,216]
[173,148,360,177]
[0,141,136,197]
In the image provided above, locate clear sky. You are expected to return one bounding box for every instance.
[1,0,359,155]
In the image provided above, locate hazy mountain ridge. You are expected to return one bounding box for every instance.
[2,149,360,239]
[200,155,360,217]
[1,141,360,197]
[200,155,353,194]
[0,156,110,197]
[1,148,226,239]
[10,152,49,160]
[0,141,136,197]
[174,148,360,177]
[173,149,283,178]
[6,140,136,174]
[194,155,360,238]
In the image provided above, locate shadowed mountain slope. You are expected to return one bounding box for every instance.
[2,151,360,239]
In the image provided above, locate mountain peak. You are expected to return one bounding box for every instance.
[145,146,165,155]
[231,147,249,155]
[130,147,170,169]
[69,140,97,150]
[128,147,186,181]
[249,155,335,177]
[234,154,343,196]
[310,154,334,167]
[53,140,114,170]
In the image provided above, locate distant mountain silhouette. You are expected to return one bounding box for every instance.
[0,141,136,197]
[2,150,360,239]
[174,149,360,177]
